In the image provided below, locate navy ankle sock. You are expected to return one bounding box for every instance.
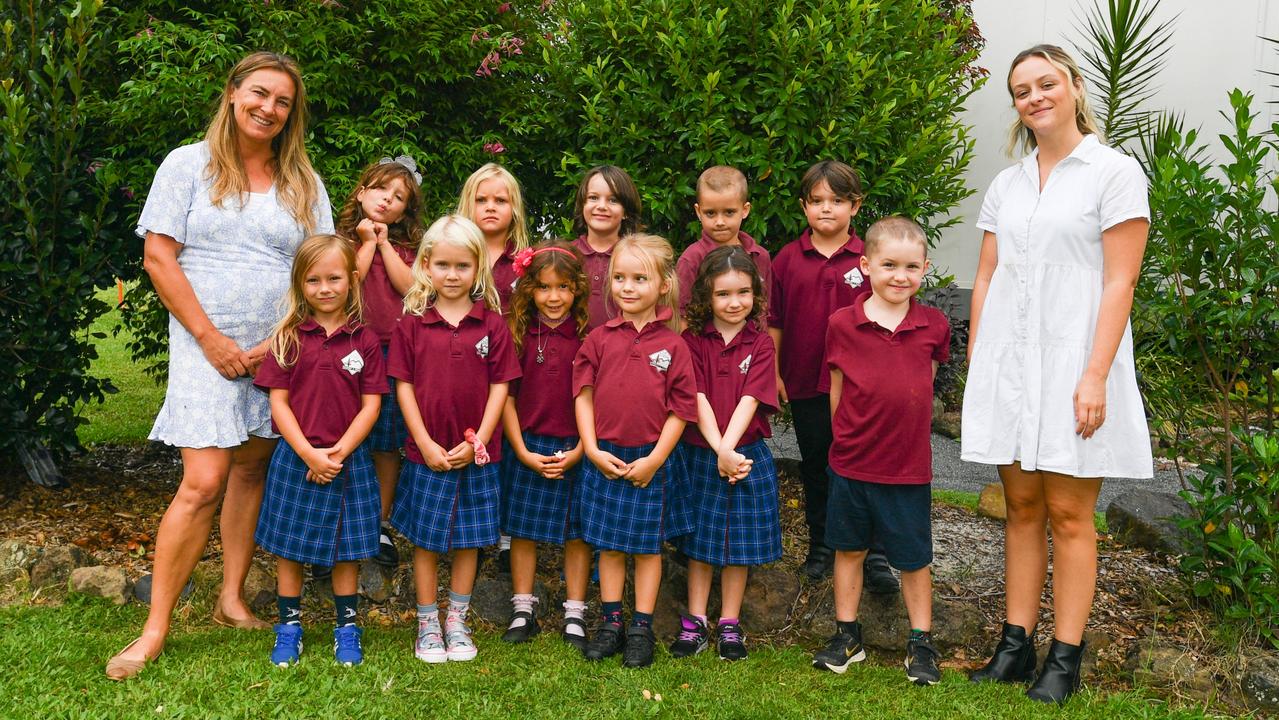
[601,600,623,625]
[278,595,301,626]
[630,612,653,629]
[335,594,359,627]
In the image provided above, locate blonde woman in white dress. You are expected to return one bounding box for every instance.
[961,44,1151,704]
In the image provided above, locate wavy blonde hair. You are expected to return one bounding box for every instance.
[402,215,500,316]
[269,234,363,368]
[455,163,530,252]
[609,233,680,332]
[205,51,321,233]
[1005,44,1104,157]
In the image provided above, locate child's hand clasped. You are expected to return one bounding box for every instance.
[422,441,452,472]
[445,440,476,469]
[588,447,630,480]
[624,455,661,488]
[716,448,752,484]
[302,446,343,484]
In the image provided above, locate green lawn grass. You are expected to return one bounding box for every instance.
[77,287,165,446]
[2,598,1205,720]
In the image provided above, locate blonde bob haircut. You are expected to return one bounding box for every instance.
[269,234,363,368]
[608,233,680,332]
[1005,44,1104,157]
[455,163,531,252]
[205,51,321,233]
[402,214,501,316]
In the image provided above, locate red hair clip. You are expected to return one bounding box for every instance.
[512,248,536,278]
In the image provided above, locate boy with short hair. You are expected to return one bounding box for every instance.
[810,216,950,686]
[676,166,771,316]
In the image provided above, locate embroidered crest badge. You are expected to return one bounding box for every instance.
[475,335,490,358]
[738,353,752,375]
[340,350,365,375]
[649,349,671,373]
[843,268,863,288]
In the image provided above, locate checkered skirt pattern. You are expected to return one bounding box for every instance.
[390,460,500,553]
[500,432,582,543]
[680,440,782,566]
[255,442,380,566]
[365,347,406,452]
[580,440,694,554]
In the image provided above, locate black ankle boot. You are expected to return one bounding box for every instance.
[969,623,1037,684]
[1026,638,1086,704]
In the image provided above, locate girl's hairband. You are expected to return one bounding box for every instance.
[378,155,423,185]
[512,246,577,277]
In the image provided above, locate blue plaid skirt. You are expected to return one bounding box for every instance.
[681,440,782,566]
[255,442,380,566]
[390,460,500,553]
[500,432,582,543]
[580,440,694,555]
[365,346,406,453]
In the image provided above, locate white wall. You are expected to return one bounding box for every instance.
[933,0,1276,287]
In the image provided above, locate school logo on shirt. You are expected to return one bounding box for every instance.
[340,350,365,375]
[649,349,671,373]
[475,335,490,358]
[843,268,863,288]
[739,354,752,375]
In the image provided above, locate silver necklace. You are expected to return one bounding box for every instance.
[535,315,563,364]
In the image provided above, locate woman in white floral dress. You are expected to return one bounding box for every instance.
[107,52,333,680]
[961,45,1151,704]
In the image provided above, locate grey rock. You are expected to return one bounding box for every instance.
[359,559,394,603]
[0,539,40,574]
[977,482,1007,520]
[242,562,276,612]
[1127,643,1216,698]
[69,565,131,605]
[29,545,92,596]
[1243,653,1279,711]
[0,567,30,606]
[1105,489,1193,554]
[132,573,194,605]
[741,565,800,634]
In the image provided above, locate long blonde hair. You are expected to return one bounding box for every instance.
[1004,44,1104,157]
[402,215,500,316]
[455,163,530,252]
[609,233,680,332]
[205,51,321,233]
[269,234,363,368]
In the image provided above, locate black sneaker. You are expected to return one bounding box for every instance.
[864,551,899,594]
[582,621,624,661]
[375,526,399,568]
[803,544,834,582]
[668,615,709,658]
[501,610,540,644]
[812,625,866,674]
[561,616,589,652]
[717,622,748,661]
[905,634,942,686]
[622,625,656,668]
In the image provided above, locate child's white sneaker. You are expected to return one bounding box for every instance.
[445,622,478,662]
[415,622,447,663]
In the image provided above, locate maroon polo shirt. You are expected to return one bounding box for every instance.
[573,234,616,329]
[510,318,582,438]
[767,228,869,400]
[387,302,522,464]
[676,231,772,316]
[255,321,388,447]
[491,243,517,311]
[363,243,417,346]
[824,297,950,485]
[572,306,698,445]
[680,322,778,449]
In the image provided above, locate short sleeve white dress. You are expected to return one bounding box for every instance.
[136,141,335,448]
[961,134,1153,479]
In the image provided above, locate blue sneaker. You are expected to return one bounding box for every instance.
[271,623,303,667]
[334,625,364,666]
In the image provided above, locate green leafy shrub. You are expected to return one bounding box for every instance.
[0,0,133,458]
[524,0,985,245]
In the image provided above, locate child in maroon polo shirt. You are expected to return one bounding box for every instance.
[810,217,951,687]
[254,235,387,669]
[675,166,771,320]
[570,165,642,329]
[768,160,895,588]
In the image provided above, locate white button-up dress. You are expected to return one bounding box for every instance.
[961,134,1153,479]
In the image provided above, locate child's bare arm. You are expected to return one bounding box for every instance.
[381,242,415,296]
[447,382,508,468]
[828,369,843,421]
[767,326,787,403]
[576,388,628,478]
[397,380,449,470]
[329,394,382,464]
[717,396,760,482]
[694,392,723,450]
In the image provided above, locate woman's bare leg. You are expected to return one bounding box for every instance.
[999,462,1049,632]
[1043,472,1102,644]
[215,436,275,621]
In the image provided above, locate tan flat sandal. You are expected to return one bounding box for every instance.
[105,638,163,681]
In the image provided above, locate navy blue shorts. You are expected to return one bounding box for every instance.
[390,460,500,553]
[825,468,932,571]
[580,440,694,555]
[500,432,582,544]
[365,345,406,453]
[255,442,380,566]
[681,440,782,567]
